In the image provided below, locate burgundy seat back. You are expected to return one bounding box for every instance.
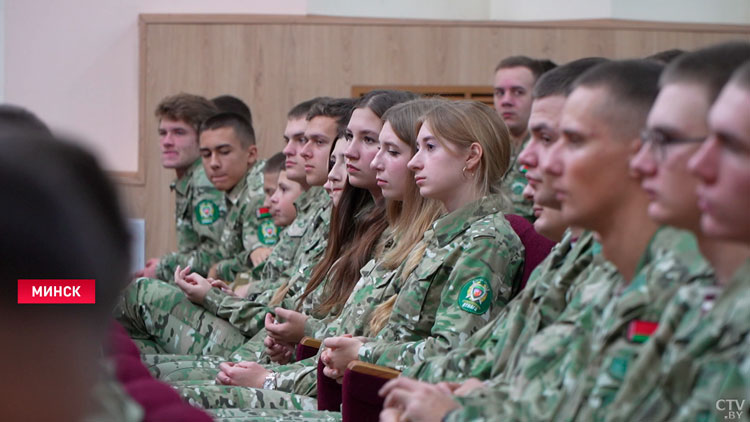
[503,214,555,290]
[317,358,343,411]
[341,369,391,422]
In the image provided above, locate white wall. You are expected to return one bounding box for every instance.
[5,0,306,173]
[5,0,749,172]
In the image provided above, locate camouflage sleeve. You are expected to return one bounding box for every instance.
[155,244,222,280]
[443,385,514,422]
[201,287,272,337]
[358,232,523,372]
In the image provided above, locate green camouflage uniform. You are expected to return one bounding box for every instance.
[443,228,713,422]
[404,229,599,383]
[156,160,267,281]
[500,137,534,223]
[215,164,278,282]
[171,194,524,414]
[356,194,523,372]
[115,188,330,357]
[168,255,400,410]
[156,160,226,280]
[604,258,750,422]
[235,187,328,295]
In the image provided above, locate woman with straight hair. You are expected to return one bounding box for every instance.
[144,91,416,383]
[169,99,445,417]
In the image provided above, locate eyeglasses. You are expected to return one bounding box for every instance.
[640,128,705,160]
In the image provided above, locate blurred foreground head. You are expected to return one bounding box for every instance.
[0,105,130,422]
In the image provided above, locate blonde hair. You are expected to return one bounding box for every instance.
[367,99,446,336]
[417,100,512,196]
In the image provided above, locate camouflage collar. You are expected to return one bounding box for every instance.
[170,159,202,194]
[295,186,327,214]
[225,170,248,205]
[432,194,505,247]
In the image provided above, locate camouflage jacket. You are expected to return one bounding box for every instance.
[500,136,534,223]
[357,194,524,372]
[404,229,599,383]
[605,258,750,422]
[268,253,400,395]
[446,227,713,422]
[156,160,226,279]
[235,187,328,294]
[213,164,279,282]
[201,196,331,338]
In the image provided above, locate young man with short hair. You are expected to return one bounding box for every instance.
[604,46,750,422]
[138,93,222,280]
[493,55,556,222]
[380,60,710,422]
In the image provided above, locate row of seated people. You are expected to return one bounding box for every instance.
[117,41,750,422]
[7,41,748,422]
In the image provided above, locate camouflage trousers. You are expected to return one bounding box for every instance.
[143,326,271,381]
[174,381,318,411]
[115,277,248,356]
[208,408,341,422]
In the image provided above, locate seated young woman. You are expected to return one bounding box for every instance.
[140,91,417,379]
[175,99,526,417]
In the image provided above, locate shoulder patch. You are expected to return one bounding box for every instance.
[194,199,220,225]
[258,219,279,245]
[457,277,492,315]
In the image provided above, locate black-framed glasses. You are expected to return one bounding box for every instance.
[640,128,705,160]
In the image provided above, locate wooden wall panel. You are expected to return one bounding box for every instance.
[128,15,750,261]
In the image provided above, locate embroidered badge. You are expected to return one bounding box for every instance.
[194,199,220,225]
[257,219,279,246]
[457,277,492,315]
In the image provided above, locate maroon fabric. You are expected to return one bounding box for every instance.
[341,369,391,422]
[503,214,556,290]
[108,322,141,358]
[316,358,342,411]
[114,355,152,384]
[296,342,320,361]
[106,321,213,422]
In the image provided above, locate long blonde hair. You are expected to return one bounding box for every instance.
[368,99,446,335]
[417,100,512,196]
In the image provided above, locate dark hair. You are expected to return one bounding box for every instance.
[0,105,52,138]
[288,97,330,120]
[573,59,663,140]
[199,112,256,147]
[0,136,130,314]
[212,95,253,126]
[730,60,750,90]
[263,152,286,174]
[661,41,750,103]
[328,137,341,171]
[155,93,217,131]
[307,97,357,136]
[496,55,558,80]
[296,183,388,316]
[645,49,686,65]
[354,90,420,118]
[532,57,609,99]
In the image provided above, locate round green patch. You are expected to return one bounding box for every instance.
[457,277,492,315]
[194,199,220,225]
[258,219,279,246]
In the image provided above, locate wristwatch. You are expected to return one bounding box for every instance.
[262,372,278,390]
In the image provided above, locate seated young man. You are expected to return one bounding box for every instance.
[606,47,750,422]
[116,98,354,358]
[198,112,277,283]
[139,94,222,280]
[380,59,712,422]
